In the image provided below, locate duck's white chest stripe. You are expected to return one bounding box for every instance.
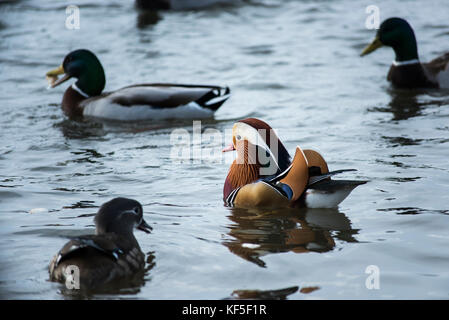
[72,83,90,98]
[225,187,241,207]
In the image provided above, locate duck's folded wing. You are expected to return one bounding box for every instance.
[228,181,290,208]
[304,179,367,208]
[54,234,126,267]
[308,169,358,186]
[423,52,449,88]
[308,179,368,191]
[98,83,230,111]
[423,52,449,76]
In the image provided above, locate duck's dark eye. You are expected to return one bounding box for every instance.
[133,207,140,215]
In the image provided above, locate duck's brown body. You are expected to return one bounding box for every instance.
[387,63,438,89]
[386,53,449,89]
[49,233,145,290]
[62,86,85,118]
[224,148,327,208]
[48,197,151,291]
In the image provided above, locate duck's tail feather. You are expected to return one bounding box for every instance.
[308,169,358,186]
[305,179,368,208]
[196,86,231,111]
[309,179,368,191]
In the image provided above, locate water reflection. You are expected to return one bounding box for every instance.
[377,207,449,216]
[54,119,106,140]
[55,117,201,140]
[367,89,424,121]
[370,88,449,121]
[224,207,358,268]
[136,10,162,29]
[227,286,299,300]
[387,90,426,120]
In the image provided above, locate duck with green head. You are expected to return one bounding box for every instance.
[361,17,449,89]
[46,49,231,120]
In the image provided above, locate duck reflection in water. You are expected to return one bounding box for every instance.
[223,207,358,268]
[371,88,449,121]
[384,89,427,121]
[55,117,199,140]
[135,8,162,29]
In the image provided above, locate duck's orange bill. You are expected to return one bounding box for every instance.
[222,143,235,152]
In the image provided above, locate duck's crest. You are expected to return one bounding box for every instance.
[238,118,291,172]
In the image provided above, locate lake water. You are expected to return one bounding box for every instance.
[1,0,449,299]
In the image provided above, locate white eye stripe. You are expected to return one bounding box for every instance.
[234,122,280,169]
[119,209,140,219]
[124,209,138,215]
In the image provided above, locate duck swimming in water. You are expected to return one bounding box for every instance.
[49,197,152,291]
[361,17,449,89]
[223,118,367,208]
[46,49,230,121]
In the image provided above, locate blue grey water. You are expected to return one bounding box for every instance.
[0,0,449,299]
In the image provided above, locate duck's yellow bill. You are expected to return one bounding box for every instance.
[360,37,383,56]
[46,65,71,88]
[46,65,64,77]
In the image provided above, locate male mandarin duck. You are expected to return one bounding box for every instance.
[361,17,449,89]
[46,49,230,120]
[49,197,152,290]
[223,118,367,208]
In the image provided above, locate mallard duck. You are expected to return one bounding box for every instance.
[49,197,152,290]
[46,49,230,120]
[223,118,367,208]
[361,17,449,89]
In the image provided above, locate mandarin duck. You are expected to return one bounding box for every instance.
[223,118,367,208]
[46,49,230,120]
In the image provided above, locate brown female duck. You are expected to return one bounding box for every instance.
[49,197,152,291]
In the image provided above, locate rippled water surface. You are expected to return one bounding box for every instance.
[1,0,449,299]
